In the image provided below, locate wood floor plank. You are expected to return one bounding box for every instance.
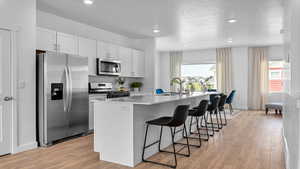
[0,111,284,169]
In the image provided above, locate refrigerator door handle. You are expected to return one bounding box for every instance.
[67,66,73,113]
[64,66,69,112]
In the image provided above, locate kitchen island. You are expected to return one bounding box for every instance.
[92,93,209,167]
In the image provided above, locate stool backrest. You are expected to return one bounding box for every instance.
[219,94,228,108]
[168,105,190,127]
[208,96,221,112]
[226,90,236,104]
[195,100,209,116]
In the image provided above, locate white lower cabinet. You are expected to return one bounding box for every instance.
[89,94,107,130]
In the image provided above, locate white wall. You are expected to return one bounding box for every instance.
[282,0,300,168]
[37,10,137,49]
[0,0,37,152]
[157,45,284,110]
[182,49,216,64]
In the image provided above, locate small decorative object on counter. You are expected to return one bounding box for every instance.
[130,82,143,92]
[116,77,126,91]
[199,76,214,92]
[170,77,186,94]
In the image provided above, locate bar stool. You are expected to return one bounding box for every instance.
[206,96,221,136]
[218,94,228,126]
[142,105,190,168]
[185,100,209,148]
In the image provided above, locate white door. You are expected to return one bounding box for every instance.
[0,30,12,155]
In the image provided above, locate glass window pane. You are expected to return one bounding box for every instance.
[181,64,216,91]
[269,61,284,93]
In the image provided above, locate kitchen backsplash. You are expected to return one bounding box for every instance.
[89,75,143,91]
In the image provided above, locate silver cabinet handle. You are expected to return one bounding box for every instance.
[3,96,13,101]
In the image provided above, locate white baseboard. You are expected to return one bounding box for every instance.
[13,141,38,154]
[283,131,290,169]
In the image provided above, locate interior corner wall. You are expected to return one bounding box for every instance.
[0,0,37,152]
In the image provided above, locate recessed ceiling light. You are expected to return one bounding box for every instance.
[83,0,94,5]
[153,25,160,33]
[227,19,237,23]
[227,38,233,43]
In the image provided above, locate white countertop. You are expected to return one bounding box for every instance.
[91,92,209,105]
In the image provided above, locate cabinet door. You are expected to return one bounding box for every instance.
[78,37,97,75]
[36,27,57,52]
[97,41,109,59]
[132,49,145,77]
[57,32,78,55]
[97,41,119,59]
[119,46,132,77]
[108,43,119,59]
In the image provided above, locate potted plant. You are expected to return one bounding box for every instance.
[116,77,126,91]
[130,82,143,92]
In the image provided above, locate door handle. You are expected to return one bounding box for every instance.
[67,66,73,113]
[3,96,13,101]
[64,66,69,112]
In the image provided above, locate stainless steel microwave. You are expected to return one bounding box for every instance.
[96,58,121,76]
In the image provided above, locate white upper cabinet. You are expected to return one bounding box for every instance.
[132,49,145,77]
[57,32,78,55]
[78,37,97,75]
[119,46,132,77]
[97,41,119,59]
[36,27,57,52]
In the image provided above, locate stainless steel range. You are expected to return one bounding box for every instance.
[89,82,130,98]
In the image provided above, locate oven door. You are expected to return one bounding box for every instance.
[97,59,121,76]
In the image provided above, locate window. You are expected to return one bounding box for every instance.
[181,64,216,91]
[269,61,284,93]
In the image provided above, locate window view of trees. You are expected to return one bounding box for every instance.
[181,64,216,92]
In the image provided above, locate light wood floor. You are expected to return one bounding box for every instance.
[0,111,284,169]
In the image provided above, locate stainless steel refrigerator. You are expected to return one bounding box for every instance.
[37,51,89,146]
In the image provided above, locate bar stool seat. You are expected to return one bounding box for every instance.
[147,117,173,126]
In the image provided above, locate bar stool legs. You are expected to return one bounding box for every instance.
[142,124,191,168]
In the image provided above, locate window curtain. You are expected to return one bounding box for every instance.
[248,47,269,110]
[216,48,233,93]
[170,51,183,92]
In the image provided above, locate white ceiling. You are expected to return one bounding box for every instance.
[37,0,283,51]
